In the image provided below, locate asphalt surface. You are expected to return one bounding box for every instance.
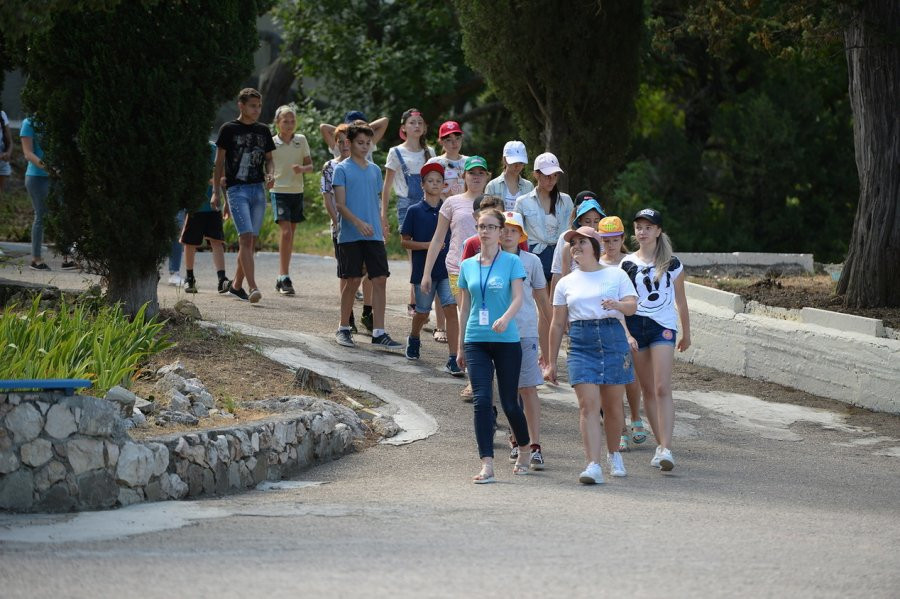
[1,243,899,598]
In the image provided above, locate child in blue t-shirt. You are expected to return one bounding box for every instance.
[400,162,462,375]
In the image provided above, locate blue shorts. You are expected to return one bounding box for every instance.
[0,161,10,177]
[625,314,677,350]
[226,183,266,236]
[566,318,635,386]
[413,278,456,313]
[271,192,304,223]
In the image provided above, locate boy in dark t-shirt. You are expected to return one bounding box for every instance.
[212,88,276,304]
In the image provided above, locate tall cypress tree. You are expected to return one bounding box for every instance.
[22,1,268,315]
[454,0,643,193]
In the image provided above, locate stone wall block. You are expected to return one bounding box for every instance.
[227,462,241,488]
[45,404,77,439]
[160,473,188,499]
[214,436,230,464]
[251,431,260,452]
[35,401,50,415]
[0,448,18,474]
[105,441,120,468]
[252,455,267,483]
[148,443,169,476]
[69,396,119,437]
[214,462,229,494]
[239,462,253,487]
[118,487,144,507]
[0,469,34,511]
[105,386,138,419]
[202,469,215,495]
[76,470,117,510]
[186,464,204,496]
[34,460,68,492]
[20,438,53,467]
[67,438,106,474]
[6,403,44,444]
[116,442,155,487]
[39,483,76,513]
[144,479,162,502]
[0,428,11,451]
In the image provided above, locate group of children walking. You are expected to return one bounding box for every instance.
[180,89,694,487]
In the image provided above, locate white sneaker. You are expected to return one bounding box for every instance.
[658,448,675,471]
[578,462,604,485]
[607,451,627,477]
[650,446,663,468]
[168,273,184,286]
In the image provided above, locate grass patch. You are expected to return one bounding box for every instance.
[0,296,172,395]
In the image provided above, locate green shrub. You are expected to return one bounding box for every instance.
[0,297,172,395]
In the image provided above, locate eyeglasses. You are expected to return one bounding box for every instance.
[476,224,500,232]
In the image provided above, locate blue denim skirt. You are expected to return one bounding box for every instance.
[566,318,635,386]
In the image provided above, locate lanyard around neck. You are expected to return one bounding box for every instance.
[479,249,501,308]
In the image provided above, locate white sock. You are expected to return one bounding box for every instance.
[339,325,351,332]
[373,328,385,337]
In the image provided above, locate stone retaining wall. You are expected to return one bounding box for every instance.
[0,392,363,513]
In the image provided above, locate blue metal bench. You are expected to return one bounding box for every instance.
[0,379,93,396]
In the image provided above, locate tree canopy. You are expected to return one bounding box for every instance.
[455,0,643,194]
[22,0,267,315]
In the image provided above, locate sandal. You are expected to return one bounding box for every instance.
[619,433,630,452]
[473,468,495,484]
[513,463,529,475]
[433,328,448,343]
[631,420,648,445]
[460,383,474,402]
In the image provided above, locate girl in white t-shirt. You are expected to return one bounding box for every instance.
[382,108,435,317]
[620,209,691,473]
[547,226,638,485]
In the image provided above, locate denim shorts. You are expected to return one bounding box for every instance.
[226,183,266,236]
[396,196,413,230]
[414,278,456,313]
[518,337,544,388]
[0,161,10,176]
[625,314,677,350]
[566,318,635,386]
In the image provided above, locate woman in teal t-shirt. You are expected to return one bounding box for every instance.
[456,208,531,483]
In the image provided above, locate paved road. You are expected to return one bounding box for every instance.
[2,244,900,598]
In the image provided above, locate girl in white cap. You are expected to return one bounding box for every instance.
[547,226,638,484]
[486,141,534,211]
[620,209,691,472]
[499,211,552,470]
[514,152,574,286]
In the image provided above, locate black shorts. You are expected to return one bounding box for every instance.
[271,192,305,223]
[180,211,225,245]
[337,240,390,279]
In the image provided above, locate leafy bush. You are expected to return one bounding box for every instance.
[0,297,172,395]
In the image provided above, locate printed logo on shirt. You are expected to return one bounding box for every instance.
[487,276,506,290]
[621,257,682,315]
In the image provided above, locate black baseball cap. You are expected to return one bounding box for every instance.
[343,110,367,124]
[633,208,663,226]
[575,190,598,207]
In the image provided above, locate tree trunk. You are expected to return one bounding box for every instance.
[259,56,296,125]
[837,0,900,308]
[106,271,160,319]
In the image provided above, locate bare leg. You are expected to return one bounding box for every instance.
[237,232,257,290]
[277,221,294,276]
[233,251,244,289]
[574,383,604,464]
[632,348,660,443]
[625,380,642,422]
[600,385,626,453]
[650,344,676,449]
[362,277,373,304]
[434,298,446,330]
[371,276,387,330]
[444,303,459,356]
[411,311,429,337]
[184,245,198,270]
[210,240,226,272]
[519,386,541,445]
[340,277,362,326]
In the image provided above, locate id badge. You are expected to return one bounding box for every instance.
[479,309,490,326]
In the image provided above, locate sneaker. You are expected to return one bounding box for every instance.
[529,445,545,471]
[650,446,663,469]
[405,336,421,360]
[360,311,374,332]
[444,356,464,377]
[228,283,249,302]
[168,273,184,286]
[509,446,519,463]
[372,332,402,349]
[217,277,231,294]
[184,278,198,294]
[658,448,675,471]
[30,262,50,271]
[276,277,295,295]
[335,329,355,347]
[349,312,359,334]
[607,451,627,477]
[248,288,262,304]
[355,290,364,301]
[579,462,604,485]
[60,260,77,270]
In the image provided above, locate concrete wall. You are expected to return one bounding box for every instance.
[681,283,900,414]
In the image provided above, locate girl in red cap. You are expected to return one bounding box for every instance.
[426,121,468,199]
